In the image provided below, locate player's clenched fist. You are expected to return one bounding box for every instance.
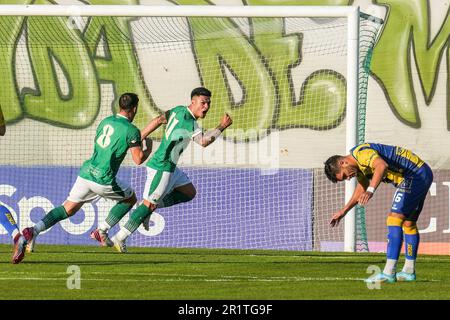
[220,113,233,130]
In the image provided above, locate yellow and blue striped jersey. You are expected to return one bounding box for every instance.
[350,143,425,187]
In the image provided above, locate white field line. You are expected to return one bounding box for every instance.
[0,271,363,280]
[0,271,443,282]
[0,270,442,282]
[0,276,442,282]
[0,276,366,282]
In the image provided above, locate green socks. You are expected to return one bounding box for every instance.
[124,204,152,233]
[104,202,134,229]
[119,191,193,239]
[42,206,68,229]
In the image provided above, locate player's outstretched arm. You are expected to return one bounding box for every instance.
[141,113,167,140]
[194,113,232,148]
[130,114,167,166]
[130,138,153,165]
[330,181,366,227]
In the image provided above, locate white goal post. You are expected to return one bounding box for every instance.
[0,4,367,252]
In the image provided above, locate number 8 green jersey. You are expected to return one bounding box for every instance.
[148,106,201,172]
[79,114,141,185]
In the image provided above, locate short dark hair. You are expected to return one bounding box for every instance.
[324,155,343,183]
[119,93,139,111]
[191,87,211,99]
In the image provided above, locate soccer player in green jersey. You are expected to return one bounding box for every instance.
[22,93,166,251]
[111,87,233,252]
[0,110,29,264]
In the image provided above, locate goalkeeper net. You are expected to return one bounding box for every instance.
[0,4,382,252]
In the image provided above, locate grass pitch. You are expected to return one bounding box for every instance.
[1,244,450,300]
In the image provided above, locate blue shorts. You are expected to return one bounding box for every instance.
[391,163,433,221]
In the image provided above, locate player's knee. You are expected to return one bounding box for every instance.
[125,193,138,206]
[178,184,196,200]
[386,215,403,227]
[403,221,418,234]
[183,189,196,201]
[149,202,158,211]
[118,196,136,209]
[143,199,157,211]
[64,201,83,216]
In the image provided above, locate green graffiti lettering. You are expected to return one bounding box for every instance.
[250,17,302,129]
[85,0,162,137]
[190,16,276,140]
[0,16,24,123]
[0,0,33,124]
[23,0,99,128]
[179,0,348,134]
[372,0,450,128]
[253,17,346,129]
[177,0,276,139]
[246,0,349,129]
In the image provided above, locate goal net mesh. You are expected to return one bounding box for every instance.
[0,7,382,252]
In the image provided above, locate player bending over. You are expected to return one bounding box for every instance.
[324,143,433,283]
[110,87,232,253]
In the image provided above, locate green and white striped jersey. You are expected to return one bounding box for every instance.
[148,106,201,172]
[79,114,141,185]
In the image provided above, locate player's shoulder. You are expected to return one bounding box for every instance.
[170,105,188,115]
[100,114,115,122]
[97,115,115,128]
[101,115,137,132]
[172,105,196,121]
[351,143,376,154]
[350,143,374,161]
[122,118,140,137]
[125,119,139,131]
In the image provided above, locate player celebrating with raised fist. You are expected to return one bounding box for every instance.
[111,87,233,253]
